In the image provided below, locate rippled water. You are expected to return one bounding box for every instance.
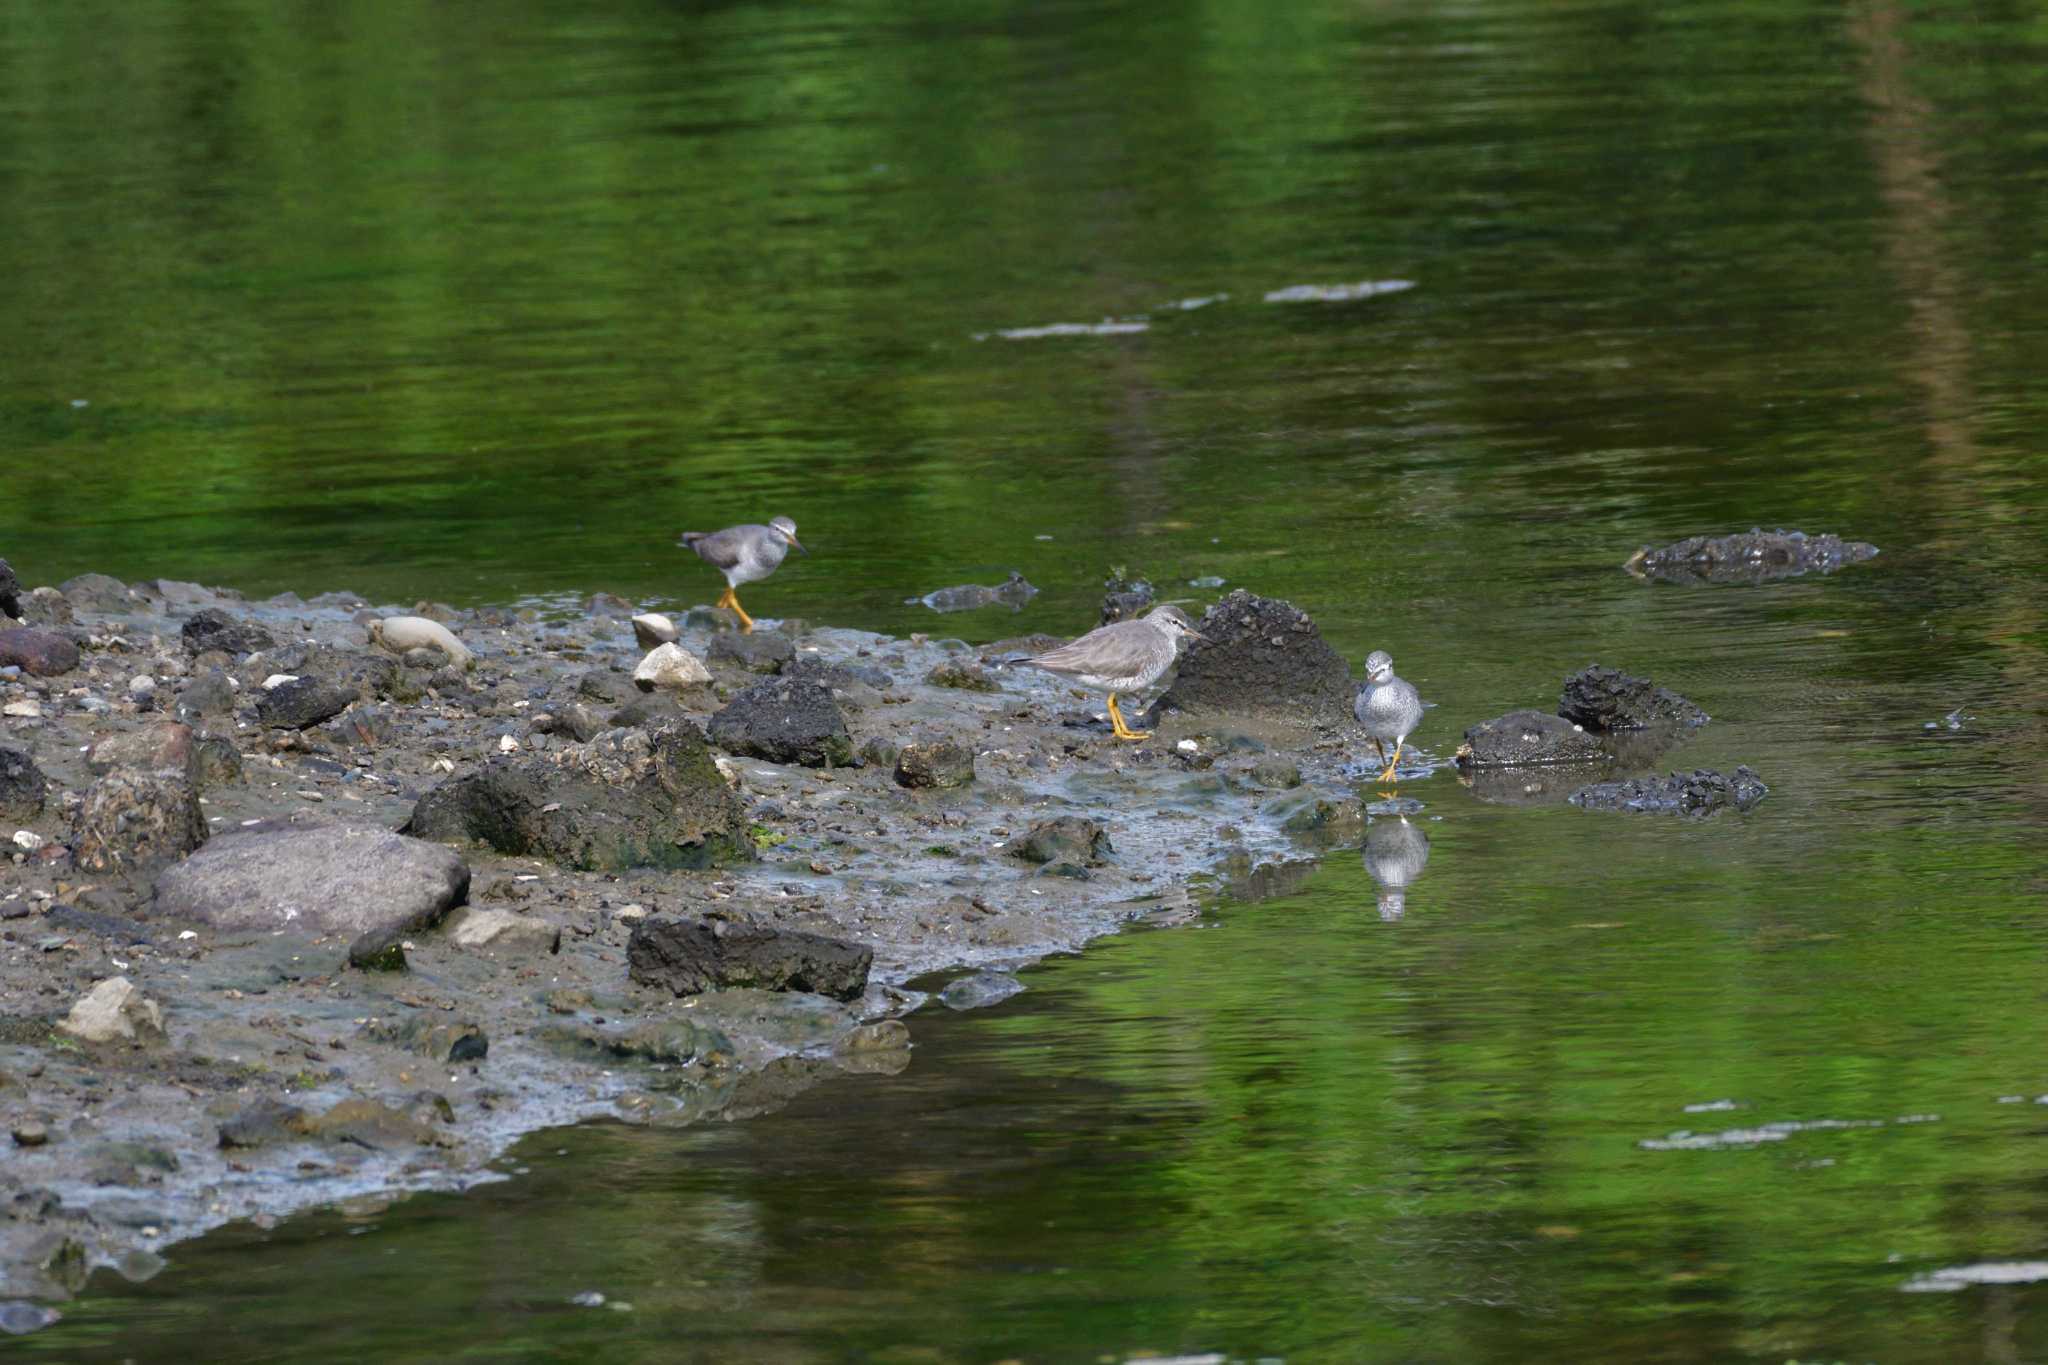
[9,0,2048,1358]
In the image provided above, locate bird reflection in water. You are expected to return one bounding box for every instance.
[1362,814,1431,920]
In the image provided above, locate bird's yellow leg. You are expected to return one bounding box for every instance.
[1371,738,1387,765]
[728,592,756,633]
[1377,741,1403,784]
[714,586,734,610]
[1107,693,1150,741]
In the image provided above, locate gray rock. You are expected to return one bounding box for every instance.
[0,1302,63,1336]
[180,608,276,658]
[587,592,635,618]
[925,660,998,692]
[1568,766,1769,816]
[56,977,165,1045]
[631,613,678,648]
[708,678,854,769]
[1456,710,1612,768]
[71,771,207,874]
[59,572,136,612]
[1273,793,1367,843]
[627,917,872,1001]
[405,725,753,872]
[895,739,975,789]
[87,720,195,779]
[359,1015,489,1062]
[217,1098,311,1149]
[785,656,893,690]
[321,704,395,748]
[576,670,634,704]
[44,903,154,945]
[1010,816,1111,865]
[192,735,243,790]
[1153,591,1353,725]
[1250,758,1303,789]
[939,970,1025,1011]
[0,744,46,819]
[1099,572,1155,625]
[552,701,605,743]
[153,823,470,937]
[912,572,1039,614]
[0,627,80,678]
[610,694,690,732]
[303,1098,442,1150]
[443,906,561,956]
[708,631,795,674]
[139,579,223,612]
[254,676,358,730]
[1558,665,1709,731]
[246,643,399,703]
[19,587,72,627]
[1626,528,1879,584]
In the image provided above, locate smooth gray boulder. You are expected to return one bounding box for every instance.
[153,823,470,937]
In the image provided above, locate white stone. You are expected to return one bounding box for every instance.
[3,700,42,718]
[497,735,521,754]
[57,976,167,1044]
[261,674,299,690]
[444,907,561,955]
[128,675,157,699]
[366,616,474,666]
[11,831,45,852]
[632,642,711,693]
[630,613,678,648]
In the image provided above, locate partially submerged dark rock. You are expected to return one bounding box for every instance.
[895,739,975,789]
[70,771,207,875]
[153,824,470,937]
[180,608,276,658]
[1154,590,1354,726]
[627,917,873,1001]
[1626,528,1878,585]
[1457,710,1611,768]
[0,744,47,819]
[1099,571,1155,625]
[912,571,1039,614]
[405,725,753,871]
[707,678,854,769]
[217,1098,311,1149]
[358,1015,488,1063]
[939,970,1025,1011]
[1559,665,1708,731]
[0,627,80,678]
[1568,766,1768,816]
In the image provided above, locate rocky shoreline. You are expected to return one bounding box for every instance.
[2,571,1403,1306]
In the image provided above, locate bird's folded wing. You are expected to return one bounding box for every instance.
[685,527,746,570]
[1031,622,1157,678]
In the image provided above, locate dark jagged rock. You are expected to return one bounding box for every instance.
[1099,571,1155,625]
[1568,766,1769,816]
[1626,528,1878,585]
[0,744,46,820]
[153,824,470,937]
[180,609,276,658]
[708,631,795,675]
[1153,590,1353,725]
[707,677,854,769]
[0,557,19,618]
[894,739,975,789]
[925,660,998,692]
[1456,710,1612,768]
[627,917,872,1001]
[347,923,409,972]
[911,571,1039,614]
[1559,665,1709,731]
[244,643,400,703]
[0,627,80,678]
[405,726,753,872]
[71,771,207,875]
[1010,816,1111,865]
[254,676,358,730]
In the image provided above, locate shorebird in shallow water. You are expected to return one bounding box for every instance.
[677,516,804,633]
[1023,604,1205,741]
[1355,650,1424,782]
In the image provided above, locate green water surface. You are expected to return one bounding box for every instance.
[6,0,2048,1359]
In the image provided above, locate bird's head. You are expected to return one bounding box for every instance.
[1364,650,1394,682]
[769,516,806,554]
[1146,603,1207,645]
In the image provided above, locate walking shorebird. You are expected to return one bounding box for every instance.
[1022,604,1205,741]
[677,517,804,633]
[1355,650,1424,783]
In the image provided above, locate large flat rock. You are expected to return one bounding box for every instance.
[153,823,470,937]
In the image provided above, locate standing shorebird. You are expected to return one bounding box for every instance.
[677,517,804,633]
[1022,604,1205,741]
[1355,650,1424,783]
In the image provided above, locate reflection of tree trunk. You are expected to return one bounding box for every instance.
[1847,0,1974,482]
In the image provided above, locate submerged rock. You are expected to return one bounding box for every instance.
[217,1098,312,1149]
[180,608,276,658]
[0,744,47,819]
[1456,710,1612,768]
[1558,665,1709,731]
[71,770,207,874]
[1568,766,1769,816]
[911,572,1039,614]
[0,627,79,678]
[1626,528,1878,584]
[895,739,975,789]
[627,917,873,1001]
[1009,816,1111,866]
[405,725,754,871]
[707,678,854,769]
[1154,590,1353,726]
[153,824,470,937]
[939,970,1026,1011]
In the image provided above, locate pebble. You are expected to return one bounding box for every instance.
[11,1121,48,1147]
[11,831,43,852]
[2,700,42,718]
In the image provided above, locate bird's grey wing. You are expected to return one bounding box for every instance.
[1030,621,1158,678]
[683,526,748,571]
